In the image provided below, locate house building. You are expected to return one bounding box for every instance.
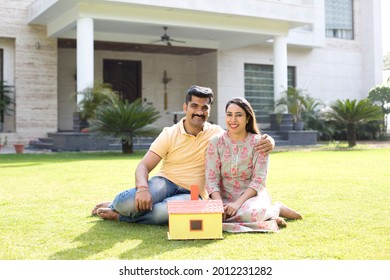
[0,0,383,145]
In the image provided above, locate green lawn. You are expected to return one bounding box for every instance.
[0,147,389,260]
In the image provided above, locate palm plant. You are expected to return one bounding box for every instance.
[368,85,390,138]
[89,97,160,154]
[300,96,333,139]
[275,86,307,130]
[326,99,383,147]
[276,87,306,123]
[0,80,14,131]
[77,82,118,121]
[301,95,323,127]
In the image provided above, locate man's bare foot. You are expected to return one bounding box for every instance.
[91,202,111,215]
[279,204,303,220]
[275,217,287,228]
[96,208,119,221]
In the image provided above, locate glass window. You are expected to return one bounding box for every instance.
[244,64,295,123]
[0,49,3,80]
[325,0,354,39]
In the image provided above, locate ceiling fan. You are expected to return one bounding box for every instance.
[150,26,186,46]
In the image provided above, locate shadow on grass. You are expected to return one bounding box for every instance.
[49,217,216,260]
[0,162,42,168]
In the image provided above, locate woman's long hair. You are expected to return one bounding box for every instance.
[225,97,260,134]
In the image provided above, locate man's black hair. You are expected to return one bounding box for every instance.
[185,85,214,105]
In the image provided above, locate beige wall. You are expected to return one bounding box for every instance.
[58,49,218,131]
[0,0,57,144]
[195,52,218,124]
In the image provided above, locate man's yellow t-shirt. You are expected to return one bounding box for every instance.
[149,117,224,199]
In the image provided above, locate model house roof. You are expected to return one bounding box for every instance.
[168,200,224,214]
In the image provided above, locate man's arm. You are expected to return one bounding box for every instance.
[134,150,162,212]
[254,134,275,155]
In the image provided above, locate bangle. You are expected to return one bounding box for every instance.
[136,185,148,190]
[136,189,150,194]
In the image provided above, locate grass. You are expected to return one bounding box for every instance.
[0,147,389,260]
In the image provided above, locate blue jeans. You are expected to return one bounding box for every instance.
[110,176,191,225]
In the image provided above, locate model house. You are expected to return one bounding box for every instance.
[0,0,384,145]
[167,186,224,240]
[167,199,224,240]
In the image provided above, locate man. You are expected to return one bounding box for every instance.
[92,85,274,225]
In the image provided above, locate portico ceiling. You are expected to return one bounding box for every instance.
[57,38,217,56]
[28,0,316,54]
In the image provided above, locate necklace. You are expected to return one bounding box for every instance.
[227,131,248,142]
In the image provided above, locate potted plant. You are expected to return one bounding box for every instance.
[13,137,25,154]
[0,135,7,151]
[275,86,306,131]
[14,143,24,154]
[73,81,118,132]
[89,97,160,154]
[0,80,14,132]
[326,99,383,147]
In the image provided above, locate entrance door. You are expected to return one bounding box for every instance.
[103,59,142,103]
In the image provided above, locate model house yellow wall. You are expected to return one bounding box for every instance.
[167,199,224,240]
[168,211,223,240]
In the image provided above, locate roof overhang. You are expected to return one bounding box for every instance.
[28,0,316,52]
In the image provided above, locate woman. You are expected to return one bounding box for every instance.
[205,97,302,232]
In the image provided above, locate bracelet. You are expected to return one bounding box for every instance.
[136,189,150,194]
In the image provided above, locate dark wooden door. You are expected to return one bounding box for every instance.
[103,59,142,103]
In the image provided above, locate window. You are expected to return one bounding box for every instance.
[325,0,354,39]
[0,49,3,80]
[244,64,295,123]
[190,220,203,231]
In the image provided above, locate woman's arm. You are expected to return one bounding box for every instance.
[224,187,257,218]
[210,191,223,200]
[247,151,269,194]
[205,137,222,196]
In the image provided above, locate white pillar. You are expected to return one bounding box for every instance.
[76,17,94,105]
[273,36,288,112]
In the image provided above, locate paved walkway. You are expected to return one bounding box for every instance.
[0,146,52,154]
[274,140,390,152]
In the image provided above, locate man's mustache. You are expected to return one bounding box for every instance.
[192,114,205,119]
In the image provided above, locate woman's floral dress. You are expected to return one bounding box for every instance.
[205,131,280,232]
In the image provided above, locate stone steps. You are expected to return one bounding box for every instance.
[29,134,155,151]
[262,130,290,146]
[262,129,318,146]
[29,128,317,151]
